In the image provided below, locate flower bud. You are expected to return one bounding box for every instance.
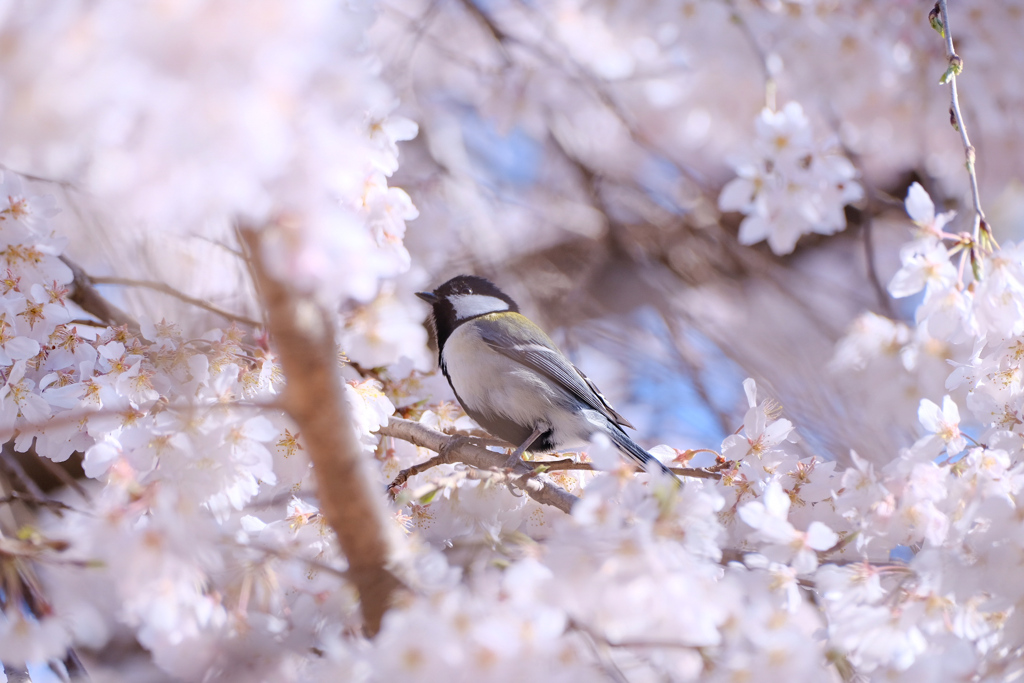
[929,3,944,37]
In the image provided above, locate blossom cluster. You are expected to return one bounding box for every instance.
[0,0,417,303]
[0,168,412,678]
[718,102,864,255]
[5,0,1024,682]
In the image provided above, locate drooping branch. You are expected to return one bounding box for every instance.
[239,227,405,637]
[724,0,777,111]
[936,0,987,240]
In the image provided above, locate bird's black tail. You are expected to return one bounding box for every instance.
[608,426,681,485]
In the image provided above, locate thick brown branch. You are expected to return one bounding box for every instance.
[380,417,581,515]
[239,227,405,637]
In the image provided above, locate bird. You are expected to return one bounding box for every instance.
[416,274,679,481]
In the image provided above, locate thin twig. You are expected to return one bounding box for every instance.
[0,492,80,515]
[91,275,261,327]
[454,0,513,65]
[568,620,632,683]
[937,0,986,239]
[60,256,139,331]
[724,0,776,111]
[0,164,77,190]
[383,417,725,508]
[0,444,49,502]
[531,457,729,480]
[35,455,91,501]
[859,203,895,316]
[835,135,896,317]
[571,619,704,652]
[656,309,735,437]
[230,537,350,581]
[461,0,707,188]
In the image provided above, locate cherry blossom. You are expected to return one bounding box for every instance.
[904,182,957,240]
[5,1,1024,682]
[917,396,967,457]
[888,238,957,299]
[719,102,863,255]
[739,480,839,574]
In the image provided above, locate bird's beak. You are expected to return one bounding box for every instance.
[415,291,439,304]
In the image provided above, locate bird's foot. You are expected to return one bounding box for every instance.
[502,452,524,470]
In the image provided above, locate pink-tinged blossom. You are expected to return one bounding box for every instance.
[83,437,123,479]
[739,480,838,573]
[826,603,927,672]
[722,401,796,462]
[831,312,911,372]
[586,431,624,472]
[9,2,1024,680]
[0,610,73,667]
[0,333,39,365]
[0,359,50,438]
[972,243,1024,339]
[888,238,957,299]
[918,396,967,456]
[0,171,61,241]
[917,284,974,342]
[719,101,862,255]
[346,379,396,453]
[904,182,956,239]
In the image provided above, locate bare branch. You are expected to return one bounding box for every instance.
[380,417,581,514]
[230,537,350,582]
[90,275,260,327]
[239,226,406,637]
[382,417,725,509]
[538,458,728,481]
[60,256,138,331]
[387,450,457,490]
[0,491,79,515]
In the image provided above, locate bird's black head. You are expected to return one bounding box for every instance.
[416,275,519,352]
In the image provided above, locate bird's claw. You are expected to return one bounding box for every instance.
[502,453,523,470]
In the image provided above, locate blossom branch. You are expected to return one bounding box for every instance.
[936,0,986,240]
[239,226,406,637]
[90,275,261,327]
[380,417,581,514]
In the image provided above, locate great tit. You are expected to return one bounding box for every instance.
[416,275,678,481]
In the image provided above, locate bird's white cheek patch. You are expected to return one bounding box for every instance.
[449,294,509,320]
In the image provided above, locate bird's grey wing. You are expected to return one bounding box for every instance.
[573,365,635,429]
[476,317,635,429]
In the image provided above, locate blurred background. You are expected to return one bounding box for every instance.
[30,0,1024,466]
